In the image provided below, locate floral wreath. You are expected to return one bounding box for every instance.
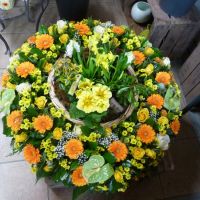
[0,19,181,199]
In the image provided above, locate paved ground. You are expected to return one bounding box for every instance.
[0,0,200,200]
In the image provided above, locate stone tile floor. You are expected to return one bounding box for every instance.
[1,0,200,200]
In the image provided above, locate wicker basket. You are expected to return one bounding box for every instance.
[48,67,137,128]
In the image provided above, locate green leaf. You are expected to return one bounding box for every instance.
[69,102,86,119]
[26,105,38,117]
[52,167,68,182]
[70,160,79,171]
[72,186,88,200]
[83,155,114,184]
[103,152,116,164]
[39,25,48,34]
[0,89,15,116]
[88,163,114,184]
[109,178,122,193]
[2,115,12,136]
[81,126,91,136]
[164,85,181,111]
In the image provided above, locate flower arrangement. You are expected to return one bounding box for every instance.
[0,19,181,199]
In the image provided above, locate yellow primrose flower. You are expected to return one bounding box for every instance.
[59,34,69,44]
[92,84,112,101]
[144,47,154,56]
[78,78,93,90]
[95,99,110,113]
[53,128,63,140]
[137,108,149,122]
[114,170,124,183]
[35,96,47,109]
[15,132,28,143]
[132,147,145,160]
[77,91,96,113]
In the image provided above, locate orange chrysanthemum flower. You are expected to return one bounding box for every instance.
[147,94,164,110]
[35,34,54,50]
[74,23,90,36]
[112,26,125,35]
[33,115,53,134]
[16,62,35,78]
[170,119,180,135]
[24,144,41,164]
[1,71,9,87]
[71,166,87,187]
[108,141,128,162]
[137,124,156,144]
[7,110,23,132]
[27,35,36,44]
[155,72,171,85]
[133,51,145,65]
[65,139,84,159]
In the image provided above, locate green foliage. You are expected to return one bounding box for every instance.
[83,155,114,184]
[0,89,15,116]
[2,116,12,137]
[164,85,181,111]
[38,25,48,34]
[103,152,116,164]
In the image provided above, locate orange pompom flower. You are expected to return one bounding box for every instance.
[137,124,156,144]
[112,26,125,35]
[35,34,54,50]
[16,62,35,78]
[65,139,84,159]
[108,141,128,162]
[24,144,41,164]
[74,23,90,36]
[155,72,171,85]
[71,166,87,187]
[7,110,23,132]
[27,35,36,44]
[133,51,145,65]
[147,94,164,110]
[170,119,180,135]
[1,71,9,87]
[33,115,53,134]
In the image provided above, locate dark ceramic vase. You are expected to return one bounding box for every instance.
[56,0,89,21]
[159,0,197,17]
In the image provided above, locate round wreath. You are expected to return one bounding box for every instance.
[0,19,181,198]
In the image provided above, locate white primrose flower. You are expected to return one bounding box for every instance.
[94,25,105,35]
[16,82,31,94]
[163,57,171,67]
[125,51,135,64]
[157,134,170,151]
[57,20,67,33]
[65,40,80,58]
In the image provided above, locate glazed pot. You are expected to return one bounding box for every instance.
[131,1,152,24]
[56,0,89,21]
[160,0,197,17]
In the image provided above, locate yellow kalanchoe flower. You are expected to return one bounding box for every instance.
[132,147,145,160]
[114,170,124,183]
[15,132,28,143]
[35,96,47,109]
[53,128,63,140]
[137,108,149,123]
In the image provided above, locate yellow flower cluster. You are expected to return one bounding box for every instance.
[76,79,112,113]
[59,159,70,170]
[20,118,32,130]
[79,132,101,142]
[40,139,58,161]
[96,51,116,70]
[125,35,141,50]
